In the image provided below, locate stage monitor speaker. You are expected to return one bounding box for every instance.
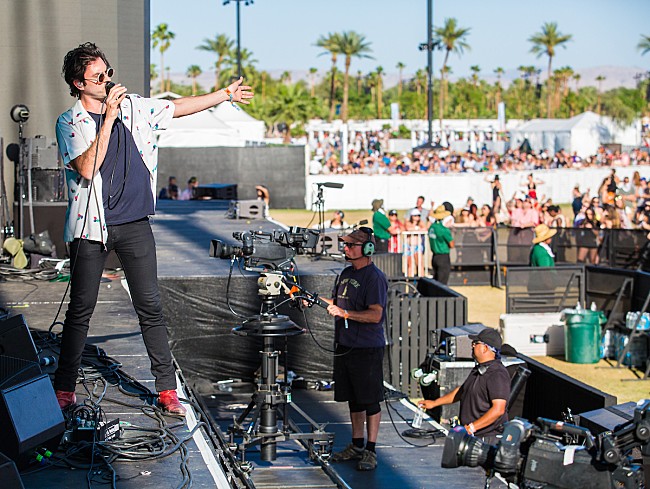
[226,199,267,219]
[0,374,64,465]
[0,315,39,365]
[0,452,24,489]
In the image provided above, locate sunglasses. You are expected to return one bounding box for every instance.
[84,67,114,85]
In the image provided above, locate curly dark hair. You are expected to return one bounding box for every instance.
[62,42,110,98]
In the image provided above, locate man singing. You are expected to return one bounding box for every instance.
[53,42,253,415]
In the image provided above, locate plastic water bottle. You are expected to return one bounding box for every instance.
[576,301,583,313]
[412,407,424,429]
[590,302,597,311]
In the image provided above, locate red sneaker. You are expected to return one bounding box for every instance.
[157,390,186,416]
[55,390,77,409]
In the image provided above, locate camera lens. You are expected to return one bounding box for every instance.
[441,431,495,469]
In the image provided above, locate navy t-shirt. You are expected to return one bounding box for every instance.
[89,112,154,225]
[333,263,388,348]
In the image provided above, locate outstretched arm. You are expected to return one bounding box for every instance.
[172,76,254,118]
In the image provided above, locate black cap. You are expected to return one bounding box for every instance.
[469,328,503,350]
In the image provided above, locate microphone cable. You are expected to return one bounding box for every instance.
[50,89,112,332]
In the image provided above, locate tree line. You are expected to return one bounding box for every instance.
[151,21,650,137]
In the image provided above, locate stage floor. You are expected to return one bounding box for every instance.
[1,202,507,488]
[0,279,225,489]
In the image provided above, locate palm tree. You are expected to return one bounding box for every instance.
[596,75,606,113]
[197,34,234,92]
[356,70,363,94]
[470,65,481,87]
[375,66,385,118]
[221,48,258,85]
[494,66,504,106]
[308,67,318,97]
[529,22,572,117]
[315,32,342,121]
[152,23,175,93]
[336,31,373,122]
[165,67,171,92]
[186,65,202,96]
[269,84,314,143]
[573,73,581,91]
[434,18,471,127]
[280,71,292,85]
[396,61,406,99]
[638,35,650,55]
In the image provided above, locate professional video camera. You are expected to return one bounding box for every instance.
[441,399,650,489]
[210,226,320,273]
[208,226,332,463]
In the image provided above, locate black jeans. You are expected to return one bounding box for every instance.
[54,219,176,393]
[432,254,451,285]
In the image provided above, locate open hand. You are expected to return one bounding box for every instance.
[226,76,254,104]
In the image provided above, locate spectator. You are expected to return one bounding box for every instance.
[180,176,198,200]
[387,210,405,253]
[256,185,270,206]
[323,210,349,230]
[404,209,427,276]
[371,199,392,253]
[158,176,177,200]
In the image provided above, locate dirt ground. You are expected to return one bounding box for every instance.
[455,285,650,404]
[272,209,650,404]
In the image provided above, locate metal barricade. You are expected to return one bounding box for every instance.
[385,278,467,397]
[505,265,585,314]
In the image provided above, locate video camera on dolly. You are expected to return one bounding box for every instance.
[442,399,650,489]
[209,227,333,465]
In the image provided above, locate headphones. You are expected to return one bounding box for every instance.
[358,226,375,257]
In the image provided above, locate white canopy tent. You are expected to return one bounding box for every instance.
[156,108,242,147]
[152,91,266,147]
[509,111,640,157]
[213,102,266,143]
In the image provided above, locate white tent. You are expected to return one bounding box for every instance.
[213,102,266,143]
[509,111,640,157]
[156,108,243,147]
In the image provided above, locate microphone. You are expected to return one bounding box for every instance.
[316,182,344,189]
[105,81,115,95]
[39,355,57,367]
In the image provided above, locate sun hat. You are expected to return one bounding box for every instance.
[371,199,384,212]
[432,205,451,220]
[532,224,557,244]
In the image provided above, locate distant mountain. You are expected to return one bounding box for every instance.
[165,65,645,93]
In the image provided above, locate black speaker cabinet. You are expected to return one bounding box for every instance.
[0,452,24,489]
[0,374,64,465]
[0,315,39,365]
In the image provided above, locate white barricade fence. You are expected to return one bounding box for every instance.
[398,230,430,278]
[305,166,644,211]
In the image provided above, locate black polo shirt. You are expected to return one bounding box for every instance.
[458,359,511,437]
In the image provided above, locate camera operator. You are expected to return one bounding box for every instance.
[320,228,388,472]
[419,328,510,444]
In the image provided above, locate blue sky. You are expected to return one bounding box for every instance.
[151,0,649,77]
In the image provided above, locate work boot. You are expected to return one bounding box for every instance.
[55,390,77,409]
[330,443,364,462]
[157,389,187,416]
[357,449,378,471]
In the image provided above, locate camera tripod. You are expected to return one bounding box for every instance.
[228,272,334,465]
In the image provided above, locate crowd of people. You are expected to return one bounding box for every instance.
[309,129,649,176]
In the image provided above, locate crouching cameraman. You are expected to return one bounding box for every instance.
[418,328,510,444]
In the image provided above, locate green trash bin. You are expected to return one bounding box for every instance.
[563,310,606,364]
